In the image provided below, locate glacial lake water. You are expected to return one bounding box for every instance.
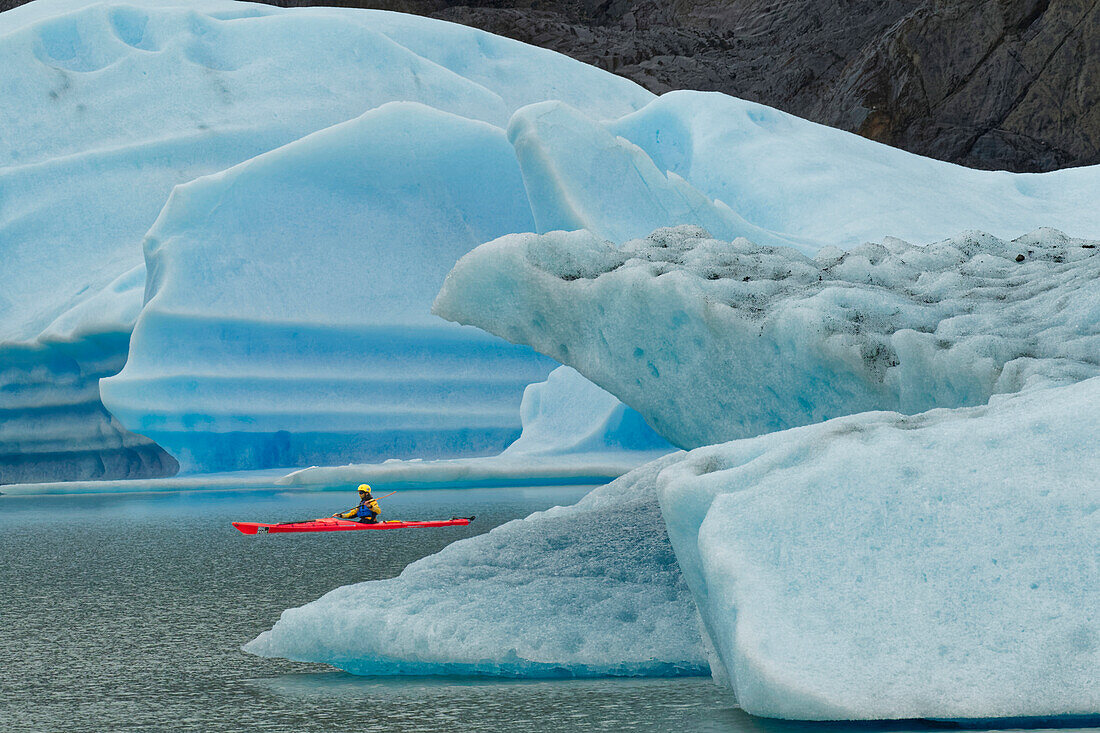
[1,485,1095,733]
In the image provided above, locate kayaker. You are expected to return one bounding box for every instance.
[333,484,382,524]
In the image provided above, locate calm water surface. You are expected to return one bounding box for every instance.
[1,486,1095,733]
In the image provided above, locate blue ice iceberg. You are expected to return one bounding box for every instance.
[8,0,1100,481]
[0,0,651,480]
[9,0,1100,481]
[99,102,559,472]
[277,365,674,490]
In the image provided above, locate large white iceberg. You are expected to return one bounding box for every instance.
[245,454,706,678]
[435,225,1100,448]
[0,0,652,480]
[9,0,1100,482]
[658,377,1100,720]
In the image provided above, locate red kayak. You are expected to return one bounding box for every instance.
[233,516,474,535]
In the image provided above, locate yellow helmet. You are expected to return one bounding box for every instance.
[358,484,372,494]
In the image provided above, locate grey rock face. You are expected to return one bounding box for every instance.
[439,0,1099,172]
[822,0,1100,171]
[277,0,1097,172]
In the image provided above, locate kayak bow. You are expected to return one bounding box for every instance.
[232,516,474,535]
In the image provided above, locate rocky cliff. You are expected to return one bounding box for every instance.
[270,0,1099,172]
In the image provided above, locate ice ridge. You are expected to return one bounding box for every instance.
[434,225,1100,448]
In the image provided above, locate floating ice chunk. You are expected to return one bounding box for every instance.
[100,103,557,473]
[658,377,1100,720]
[246,455,707,678]
[610,91,1100,249]
[434,225,1100,448]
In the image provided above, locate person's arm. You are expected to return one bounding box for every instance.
[333,507,358,518]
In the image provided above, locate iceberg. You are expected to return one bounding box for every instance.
[434,225,1100,448]
[0,0,652,481]
[658,377,1100,720]
[245,454,707,678]
[99,102,559,472]
[9,0,1100,483]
